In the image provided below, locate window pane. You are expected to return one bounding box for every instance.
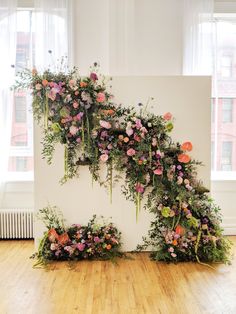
[211,16,236,179]
[221,141,232,171]
[14,95,27,123]
[8,10,34,179]
[222,98,233,123]
[8,156,33,172]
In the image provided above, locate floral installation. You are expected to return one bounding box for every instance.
[33,205,123,266]
[15,62,232,265]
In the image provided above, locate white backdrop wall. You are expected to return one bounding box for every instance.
[34,76,211,250]
[73,0,183,75]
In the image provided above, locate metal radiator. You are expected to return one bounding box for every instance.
[0,210,34,239]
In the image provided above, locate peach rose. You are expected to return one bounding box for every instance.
[42,79,48,87]
[48,228,59,242]
[32,68,37,76]
[100,154,109,162]
[127,148,136,156]
[80,81,87,88]
[96,92,106,103]
[35,83,42,90]
[99,120,111,129]
[178,153,191,163]
[163,112,172,121]
[181,141,193,152]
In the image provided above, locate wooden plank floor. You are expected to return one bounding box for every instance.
[0,238,236,314]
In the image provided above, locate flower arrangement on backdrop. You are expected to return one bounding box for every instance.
[15,63,232,264]
[32,205,122,266]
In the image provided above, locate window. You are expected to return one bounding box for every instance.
[220,55,232,78]
[221,141,232,171]
[211,98,215,123]
[7,9,34,181]
[211,15,236,179]
[15,96,27,123]
[222,98,233,123]
[211,141,215,171]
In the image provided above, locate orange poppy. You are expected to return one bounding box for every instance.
[106,244,112,250]
[175,225,185,236]
[178,153,191,163]
[42,79,48,87]
[172,239,178,246]
[181,141,193,152]
[80,81,87,88]
[58,232,70,245]
[48,228,59,242]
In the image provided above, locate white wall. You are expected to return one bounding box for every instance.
[34,76,211,250]
[73,0,183,75]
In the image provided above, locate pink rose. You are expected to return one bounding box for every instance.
[100,154,109,162]
[126,128,133,136]
[96,92,106,103]
[152,138,157,146]
[135,119,142,129]
[163,112,172,121]
[127,148,136,156]
[69,125,79,135]
[153,168,163,175]
[73,102,79,109]
[135,183,144,193]
[99,120,111,129]
[94,236,101,243]
[77,243,85,251]
[76,112,84,121]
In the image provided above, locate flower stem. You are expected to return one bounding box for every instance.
[109,160,113,204]
[86,111,90,155]
[195,230,215,270]
[149,145,152,167]
[64,145,68,176]
[136,192,141,222]
[44,95,48,130]
[81,119,85,159]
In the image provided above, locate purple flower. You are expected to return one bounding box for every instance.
[90,72,98,81]
[177,165,182,170]
[55,250,61,257]
[76,112,84,121]
[101,130,108,138]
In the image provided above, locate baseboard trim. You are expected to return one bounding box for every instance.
[222,224,236,235]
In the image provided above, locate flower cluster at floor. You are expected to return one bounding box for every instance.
[16,64,232,264]
[33,206,122,266]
